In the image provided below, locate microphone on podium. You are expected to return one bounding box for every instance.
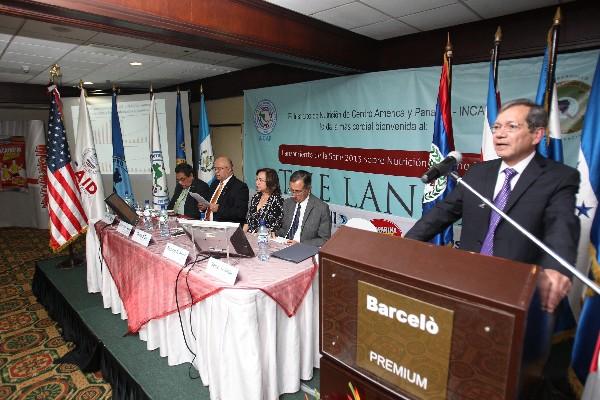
[420,151,462,184]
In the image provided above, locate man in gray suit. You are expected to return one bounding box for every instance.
[277,170,331,247]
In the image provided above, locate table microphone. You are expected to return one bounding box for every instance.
[421,151,462,184]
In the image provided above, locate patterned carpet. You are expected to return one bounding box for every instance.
[0,228,112,399]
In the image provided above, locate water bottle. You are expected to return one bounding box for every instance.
[257,219,269,261]
[159,205,170,238]
[124,193,133,207]
[143,200,152,230]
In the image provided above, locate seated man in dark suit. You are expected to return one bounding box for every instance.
[277,170,331,247]
[199,156,249,224]
[167,163,210,219]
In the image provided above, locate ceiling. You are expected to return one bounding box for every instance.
[0,0,572,90]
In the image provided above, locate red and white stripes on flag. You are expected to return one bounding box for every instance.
[46,84,87,251]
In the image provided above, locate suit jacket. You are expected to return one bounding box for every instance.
[405,154,580,276]
[167,178,210,219]
[208,175,249,224]
[277,194,331,247]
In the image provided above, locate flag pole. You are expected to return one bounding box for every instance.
[492,26,502,88]
[445,33,453,93]
[543,8,561,147]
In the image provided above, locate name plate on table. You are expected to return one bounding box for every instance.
[132,229,152,247]
[116,221,133,236]
[102,213,116,224]
[162,243,189,266]
[205,257,239,285]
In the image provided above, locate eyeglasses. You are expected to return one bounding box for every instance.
[213,166,230,171]
[255,177,266,182]
[289,188,306,195]
[491,122,525,133]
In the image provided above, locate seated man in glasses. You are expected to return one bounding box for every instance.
[198,156,249,223]
[168,163,210,219]
[277,170,331,247]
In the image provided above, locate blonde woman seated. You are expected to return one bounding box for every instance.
[243,168,284,233]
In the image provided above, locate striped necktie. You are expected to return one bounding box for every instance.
[480,168,517,256]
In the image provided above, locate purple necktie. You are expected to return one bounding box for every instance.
[480,168,517,256]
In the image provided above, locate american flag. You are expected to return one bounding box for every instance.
[46,84,87,251]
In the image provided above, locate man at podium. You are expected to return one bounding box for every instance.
[406,99,580,314]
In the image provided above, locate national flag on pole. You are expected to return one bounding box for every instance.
[149,92,169,209]
[112,91,135,203]
[481,61,500,161]
[536,48,563,162]
[582,333,600,400]
[175,90,187,165]
[421,47,455,246]
[73,87,105,220]
[46,84,87,251]
[197,90,214,184]
[570,53,600,395]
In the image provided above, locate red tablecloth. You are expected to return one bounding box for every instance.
[96,223,317,333]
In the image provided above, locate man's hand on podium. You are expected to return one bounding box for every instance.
[538,268,572,313]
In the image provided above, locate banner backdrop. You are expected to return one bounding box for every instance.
[244,49,599,236]
[0,120,49,229]
[0,136,27,190]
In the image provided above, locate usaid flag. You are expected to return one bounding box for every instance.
[149,93,169,209]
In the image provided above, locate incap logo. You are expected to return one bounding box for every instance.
[254,99,277,135]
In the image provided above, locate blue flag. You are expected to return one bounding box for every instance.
[112,91,134,203]
[571,53,600,391]
[197,92,214,185]
[175,91,186,165]
[481,61,500,161]
[421,53,455,246]
[536,47,564,162]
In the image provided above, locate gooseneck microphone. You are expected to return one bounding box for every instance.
[420,151,462,184]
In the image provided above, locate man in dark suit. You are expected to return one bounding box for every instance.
[199,156,248,223]
[406,99,580,313]
[277,170,331,247]
[167,163,209,219]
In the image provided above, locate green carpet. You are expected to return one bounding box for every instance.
[37,255,319,399]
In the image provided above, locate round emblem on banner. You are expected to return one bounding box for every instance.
[254,99,277,135]
[423,144,447,203]
[557,80,591,134]
[200,151,214,174]
[82,148,99,174]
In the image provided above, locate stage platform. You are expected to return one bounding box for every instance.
[32,256,319,400]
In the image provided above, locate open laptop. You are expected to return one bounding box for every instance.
[182,224,255,259]
[105,192,139,225]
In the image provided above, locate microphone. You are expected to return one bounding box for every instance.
[421,151,462,184]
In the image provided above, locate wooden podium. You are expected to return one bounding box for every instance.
[318,226,539,400]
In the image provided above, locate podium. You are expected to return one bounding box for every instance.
[318,226,539,400]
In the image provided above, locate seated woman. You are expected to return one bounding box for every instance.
[167,163,210,219]
[243,168,283,233]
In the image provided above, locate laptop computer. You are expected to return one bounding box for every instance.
[105,192,139,225]
[271,242,319,263]
[182,224,255,258]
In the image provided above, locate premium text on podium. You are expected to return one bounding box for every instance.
[318,226,539,400]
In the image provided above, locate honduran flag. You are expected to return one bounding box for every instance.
[571,53,600,396]
[421,50,455,246]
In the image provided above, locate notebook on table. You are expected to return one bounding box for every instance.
[271,242,319,263]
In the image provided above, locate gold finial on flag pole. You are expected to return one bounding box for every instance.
[494,26,502,45]
[78,80,84,90]
[49,64,61,84]
[177,85,180,95]
[200,84,203,95]
[553,7,562,26]
[445,33,453,60]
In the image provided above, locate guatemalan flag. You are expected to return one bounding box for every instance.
[197,90,214,185]
[481,61,499,161]
[421,51,455,246]
[175,90,187,165]
[570,53,600,396]
[112,91,135,204]
[535,47,563,162]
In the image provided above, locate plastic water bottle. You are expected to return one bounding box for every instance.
[159,205,170,238]
[143,200,152,230]
[257,219,269,261]
[124,193,133,207]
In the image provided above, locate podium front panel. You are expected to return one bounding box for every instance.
[321,258,519,400]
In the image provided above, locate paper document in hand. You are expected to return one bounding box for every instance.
[189,192,210,206]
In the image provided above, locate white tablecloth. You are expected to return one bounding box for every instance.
[86,225,320,400]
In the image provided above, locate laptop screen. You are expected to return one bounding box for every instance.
[183,224,255,258]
